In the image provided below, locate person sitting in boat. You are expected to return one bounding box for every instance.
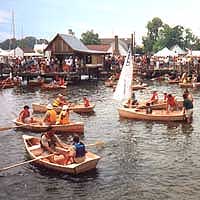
[18,105,33,123]
[166,94,177,112]
[43,104,57,125]
[40,130,73,164]
[146,103,152,114]
[56,105,71,125]
[83,97,90,107]
[183,89,193,102]
[53,94,68,107]
[182,93,193,123]
[72,135,86,163]
[59,77,65,86]
[149,91,159,104]
[163,92,168,102]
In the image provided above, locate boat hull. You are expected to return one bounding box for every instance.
[118,107,185,121]
[23,135,101,175]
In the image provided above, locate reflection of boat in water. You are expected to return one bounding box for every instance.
[118,107,185,122]
[23,135,101,175]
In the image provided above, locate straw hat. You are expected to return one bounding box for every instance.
[47,104,53,109]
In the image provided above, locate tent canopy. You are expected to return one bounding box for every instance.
[154,47,177,57]
[171,45,186,55]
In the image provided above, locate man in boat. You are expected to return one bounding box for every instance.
[40,130,73,164]
[149,91,159,104]
[182,93,193,123]
[56,105,71,125]
[166,94,177,112]
[72,135,86,163]
[183,89,193,102]
[18,105,33,123]
[83,97,90,107]
[43,104,57,125]
[52,94,68,107]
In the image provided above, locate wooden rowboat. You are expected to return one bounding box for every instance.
[118,107,185,121]
[32,103,95,114]
[41,83,67,90]
[179,82,200,88]
[28,80,44,87]
[123,100,183,110]
[132,84,148,91]
[13,119,84,134]
[168,80,180,84]
[23,135,101,175]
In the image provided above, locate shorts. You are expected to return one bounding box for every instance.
[185,109,193,118]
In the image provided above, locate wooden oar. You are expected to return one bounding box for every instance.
[0,124,29,131]
[0,153,54,172]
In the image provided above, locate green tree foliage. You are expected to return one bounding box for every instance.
[142,17,200,54]
[0,36,48,50]
[81,30,101,45]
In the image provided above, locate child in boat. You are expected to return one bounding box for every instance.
[146,103,152,114]
[56,105,71,125]
[166,94,177,112]
[83,97,90,107]
[18,105,33,123]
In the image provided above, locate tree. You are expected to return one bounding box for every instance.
[81,30,101,45]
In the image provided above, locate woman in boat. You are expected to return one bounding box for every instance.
[83,97,90,107]
[18,105,33,123]
[43,104,57,125]
[166,94,177,112]
[56,105,71,125]
[182,93,193,123]
[40,130,73,164]
[72,135,86,163]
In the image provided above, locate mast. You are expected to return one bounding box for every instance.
[12,10,16,57]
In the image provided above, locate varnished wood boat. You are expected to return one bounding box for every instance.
[132,84,148,91]
[123,100,183,110]
[41,83,67,90]
[32,103,95,113]
[13,119,84,134]
[23,135,101,175]
[118,107,185,121]
[28,80,44,87]
[179,82,200,88]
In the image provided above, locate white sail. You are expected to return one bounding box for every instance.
[113,49,133,101]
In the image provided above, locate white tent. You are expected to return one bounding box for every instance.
[0,48,9,56]
[154,47,177,57]
[186,50,200,57]
[171,45,186,55]
[9,47,24,57]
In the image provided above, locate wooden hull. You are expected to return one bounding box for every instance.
[32,103,95,113]
[23,135,101,175]
[123,100,183,110]
[41,84,67,90]
[168,80,180,84]
[118,107,185,121]
[13,120,84,134]
[132,84,147,91]
[28,80,44,87]
[179,82,200,88]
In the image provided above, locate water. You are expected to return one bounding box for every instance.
[1,81,200,200]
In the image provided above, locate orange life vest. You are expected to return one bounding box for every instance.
[57,110,70,124]
[46,110,57,123]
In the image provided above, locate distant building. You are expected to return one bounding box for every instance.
[34,43,48,54]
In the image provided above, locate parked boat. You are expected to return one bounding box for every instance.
[118,107,185,121]
[23,135,101,175]
[41,83,67,90]
[32,103,95,113]
[13,119,84,134]
[132,83,147,91]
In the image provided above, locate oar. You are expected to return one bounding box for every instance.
[0,153,54,172]
[86,141,105,147]
[0,124,29,131]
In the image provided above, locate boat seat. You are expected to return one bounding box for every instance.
[29,144,41,151]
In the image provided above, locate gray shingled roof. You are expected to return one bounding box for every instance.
[59,34,106,54]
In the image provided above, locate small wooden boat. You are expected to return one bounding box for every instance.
[41,83,67,90]
[23,135,101,175]
[13,119,84,134]
[168,80,180,84]
[28,80,44,87]
[123,100,183,110]
[118,107,185,121]
[132,84,148,91]
[32,103,95,114]
[179,82,200,88]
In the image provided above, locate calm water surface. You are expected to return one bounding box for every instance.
[1,81,200,200]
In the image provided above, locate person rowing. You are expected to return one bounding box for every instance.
[18,105,33,123]
[52,94,68,107]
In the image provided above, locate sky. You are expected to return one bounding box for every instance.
[0,0,200,45]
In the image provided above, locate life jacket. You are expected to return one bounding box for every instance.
[19,109,30,122]
[46,110,57,123]
[57,110,69,124]
[84,99,90,107]
[167,96,176,106]
[53,98,61,107]
[73,142,86,158]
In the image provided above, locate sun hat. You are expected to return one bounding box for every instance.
[46,104,53,109]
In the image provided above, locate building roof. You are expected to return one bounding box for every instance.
[87,44,110,51]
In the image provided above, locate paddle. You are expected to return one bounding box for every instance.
[0,153,54,172]
[0,124,29,131]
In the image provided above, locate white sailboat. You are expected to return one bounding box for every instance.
[113,48,133,102]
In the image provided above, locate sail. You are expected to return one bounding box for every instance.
[113,49,133,101]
